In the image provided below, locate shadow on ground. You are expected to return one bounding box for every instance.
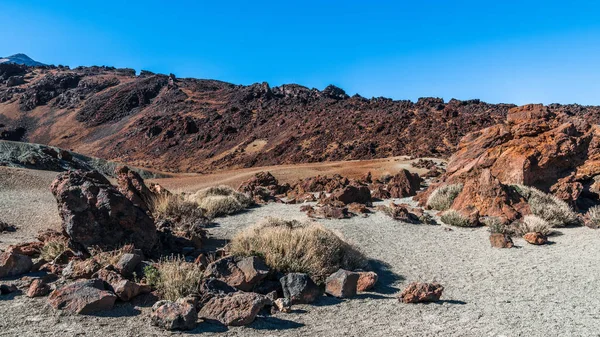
[368,259,404,295]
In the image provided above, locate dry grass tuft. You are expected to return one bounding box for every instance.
[40,239,69,262]
[426,184,463,211]
[440,209,474,227]
[150,256,203,301]
[229,217,367,283]
[189,185,252,219]
[586,205,600,228]
[151,194,208,231]
[483,216,507,234]
[517,215,553,236]
[513,185,579,227]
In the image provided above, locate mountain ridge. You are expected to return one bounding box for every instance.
[0,53,46,66]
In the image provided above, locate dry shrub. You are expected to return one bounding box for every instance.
[440,209,474,227]
[513,185,579,227]
[586,205,600,228]
[190,185,252,219]
[40,239,69,262]
[151,256,203,301]
[426,184,463,211]
[152,194,208,231]
[229,217,367,283]
[483,216,507,234]
[92,245,132,267]
[517,215,552,236]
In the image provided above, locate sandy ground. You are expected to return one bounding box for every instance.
[147,156,443,192]
[2,165,600,336]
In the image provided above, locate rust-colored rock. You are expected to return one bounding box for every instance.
[356,271,378,292]
[151,298,197,331]
[7,241,43,256]
[238,171,289,204]
[398,282,444,303]
[325,269,359,298]
[523,232,548,245]
[198,292,271,326]
[0,251,33,278]
[115,166,156,212]
[489,233,514,248]
[48,279,117,314]
[27,279,51,297]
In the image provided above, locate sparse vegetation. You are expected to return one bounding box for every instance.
[586,205,600,228]
[517,215,552,236]
[512,184,580,227]
[189,185,252,219]
[229,217,367,283]
[149,256,203,301]
[440,209,474,227]
[92,245,131,267]
[426,184,463,211]
[151,194,208,232]
[483,216,507,234]
[40,239,69,262]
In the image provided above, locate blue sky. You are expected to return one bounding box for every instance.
[2,0,600,104]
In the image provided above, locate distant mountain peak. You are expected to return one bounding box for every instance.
[0,53,46,66]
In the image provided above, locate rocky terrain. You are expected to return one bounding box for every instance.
[0,62,522,173]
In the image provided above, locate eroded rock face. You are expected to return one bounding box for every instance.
[398,282,444,303]
[116,166,156,212]
[418,104,600,220]
[48,279,117,314]
[198,292,271,326]
[50,170,157,254]
[0,251,33,278]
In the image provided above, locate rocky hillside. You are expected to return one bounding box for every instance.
[0,54,46,66]
[2,63,600,173]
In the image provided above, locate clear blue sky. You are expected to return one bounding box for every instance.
[2,0,600,105]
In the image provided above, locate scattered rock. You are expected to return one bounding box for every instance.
[0,221,16,232]
[198,292,271,326]
[489,233,514,248]
[0,251,33,278]
[356,271,378,292]
[7,241,43,256]
[115,253,142,277]
[27,279,51,297]
[48,279,117,314]
[329,185,372,205]
[398,282,444,303]
[0,283,18,295]
[280,273,321,304]
[62,259,102,279]
[325,269,359,298]
[204,256,270,291]
[95,268,150,301]
[151,298,197,331]
[273,297,292,313]
[523,232,548,245]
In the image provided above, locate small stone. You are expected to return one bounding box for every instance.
[273,297,292,313]
[489,233,514,248]
[115,253,142,277]
[280,273,321,304]
[0,251,33,278]
[356,271,378,292]
[398,282,444,303]
[523,232,548,245]
[27,279,51,297]
[325,269,359,298]
[151,299,197,331]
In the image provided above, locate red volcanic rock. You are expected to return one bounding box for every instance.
[418,104,600,220]
[198,292,271,326]
[329,185,372,205]
[356,271,378,292]
[27,279,51,298]
[116,166,156,212]
[151,299,197,331]
[0,251,33,278]
[325,269,359,298]
[489,234,514,248]
[48,279,117,314]
[238,171,288,203]
[50,170,157,255]
[7,241,43,256]
[523,232,548,245]
[399,282,444,303]
[385,170,422,198]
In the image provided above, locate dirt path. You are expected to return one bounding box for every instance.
[1,199,600,336]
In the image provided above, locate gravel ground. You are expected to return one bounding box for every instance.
[1,197,600,336]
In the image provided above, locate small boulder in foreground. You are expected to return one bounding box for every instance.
[151,298,197,331]
[523,232,548,245]
[48,279,117,314]
[198,292,271,326]
[398,282,444,303]
[489,233,514,248]
[325,269,359,298]
[280,273,321,304]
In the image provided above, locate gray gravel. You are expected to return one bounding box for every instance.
[1,199,600,336]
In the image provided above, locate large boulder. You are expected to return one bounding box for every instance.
[50,170,157,254]
[198,292,271,326]
[151,298,197,331]
[0,251,33,279]
[48,279,117,314]
[329,185,372,205]
[280,273,321,304]
[385,170,422,198]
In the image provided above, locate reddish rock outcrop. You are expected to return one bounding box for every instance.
[417,104,600,222]
[50,170,157,254]
[116,166,156,212]
[238,171,289,203]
